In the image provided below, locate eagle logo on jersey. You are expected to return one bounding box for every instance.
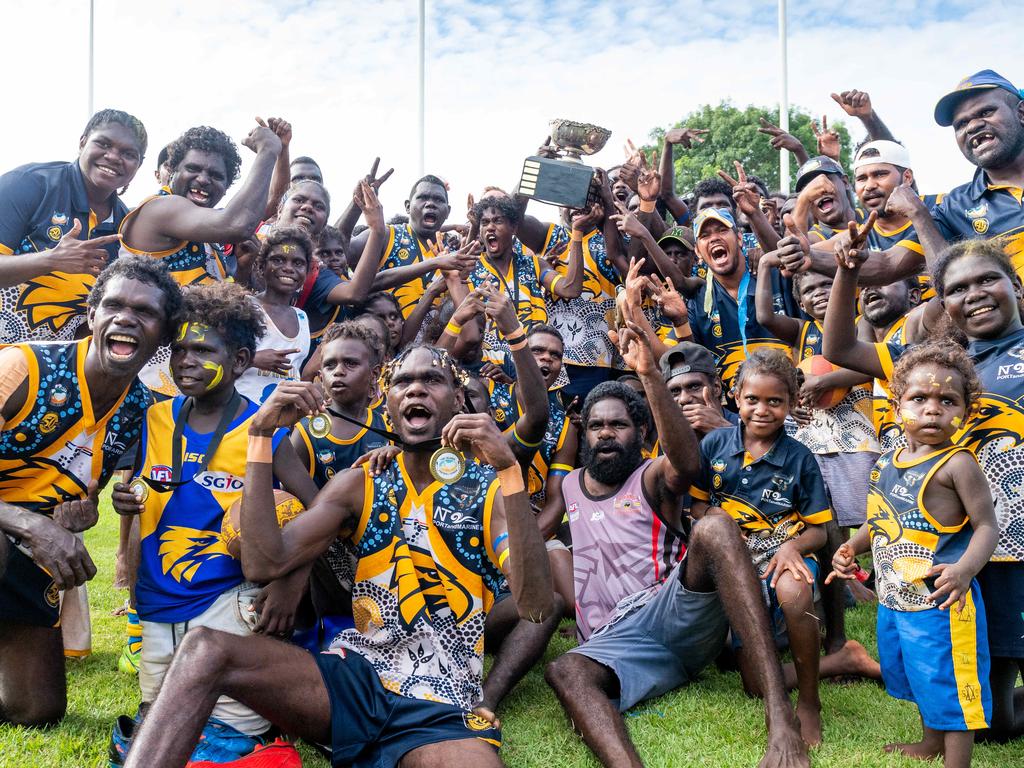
[158,526,231,582]
[716,340,793,389]
[14,273,92,333]
[866,493,903,547]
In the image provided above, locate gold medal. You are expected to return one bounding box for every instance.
[308,413,332,439]
[129,478,150,503]
[430,447,466,484]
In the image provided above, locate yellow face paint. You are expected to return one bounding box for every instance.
[280,244,296,253]
[898,408,918,425]
[202,361,224,391]
[176,322,189,342]
[951,416,963,429]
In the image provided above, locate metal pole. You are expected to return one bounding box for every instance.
[778,0,790,194]
[417,0,425,177]
[88,0,95,118]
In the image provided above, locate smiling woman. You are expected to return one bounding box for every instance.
[0,109,147,344]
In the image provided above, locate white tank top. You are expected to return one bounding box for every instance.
[235,301,310,405]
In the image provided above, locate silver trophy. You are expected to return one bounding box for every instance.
[519,119,611,208]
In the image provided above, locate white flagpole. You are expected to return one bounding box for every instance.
[417,0,425,177]
[778,0,790,194]
[88,0,95,118]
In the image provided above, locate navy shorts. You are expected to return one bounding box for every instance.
[977,561,1024,658]
[313,649,501,768]
[0,536,60,627]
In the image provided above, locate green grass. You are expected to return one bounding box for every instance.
[3,497,1024,767]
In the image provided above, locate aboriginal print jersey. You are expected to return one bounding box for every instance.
[962,327,1024,561]
[333,455,504,710]
[295,407,390,489]
[0,339,149,515]
[867,447,974,611]
[792,320,879,455]
[133,396,286,623]
[870,317,909,454]
[690,426,832,575]
[527,393,572,506]
[378,224,439,320]
[467,246,547,359]
[543,224,622,368]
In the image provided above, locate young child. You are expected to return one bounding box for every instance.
[688,348,831,746]
[235,226,312,404]
[828,343,998,768]
[108,283,318,765]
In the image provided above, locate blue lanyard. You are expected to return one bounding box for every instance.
[736,270,751,356]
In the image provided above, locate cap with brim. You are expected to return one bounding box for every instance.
[692,208,736,237]
[659,343,717,381]
[658,226,695,250]
[794,156,846,193]
[935,69,1022,127]
[852,140,912,172]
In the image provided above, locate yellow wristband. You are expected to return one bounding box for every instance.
[638,199,656,213]
[570,230,584,242]
[675,323,692,337]
[498,548,510,569]
[497,465,526,495]
[549,274,563,292]
[444,320,463,337]
[247,435,273,464]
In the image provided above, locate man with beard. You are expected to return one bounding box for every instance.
[123,345,554,768]
[546,322,808,768]
[0,256,183,726]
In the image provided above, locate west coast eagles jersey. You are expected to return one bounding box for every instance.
[378,224,439,320]
[332,454,503,711]
[0,339,149,515]
[133,396,285,623]
[295,406,390,489]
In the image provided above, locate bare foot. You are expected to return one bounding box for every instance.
[884,740,942,760]
[558,622,577,639]
[821,640,882,682]
[848,580,876,604]
[796,700,822,747]
[760,720,810,768]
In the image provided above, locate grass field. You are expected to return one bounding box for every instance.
[3,496,1024,768]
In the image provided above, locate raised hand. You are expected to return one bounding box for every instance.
[244,118,283,155]
[681,386,731,433]
[757,117,807,156]
[884,183,922,219]
[50,218,118,276]
[536,136,559,160]
[434,239,480,276]
[442,413,518,470]
[718,161,760,217]
[664,127,709,149]
[608,211,648,240]
[362,156,394,192]
[611,319,656,376]
[834,211,878,270]
[51,480,101,533]
[830,90,872,119]
[811,116,841,161]
[776,214,811,276]
[658,277,688,323]
[480,361,514,385]
[479,281,520,336]
[354,180,385,231]
[637,164,661,203]
[251,380,326,432]
[265,117,293,147]
[571,202,604,233]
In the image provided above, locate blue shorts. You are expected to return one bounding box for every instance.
[878,582,991,731]
[977,561,1024,658]
[568,563,728,711]
[313,649,501,768]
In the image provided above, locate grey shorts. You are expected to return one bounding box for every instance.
[814,451,878,527]
[568,564,728,711]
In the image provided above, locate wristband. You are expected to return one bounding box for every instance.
[638,199,656,213]
[507,336,528,351]
[549,274,563,292]
[247,435,273,464]
[512,425,543,449]
[675,322,692,337]
[497,465,526,495]
[444,320,463,337]
[551,463,573,473]
[570,230,584,242]
[498,548,511,569]
[492,531,509,551]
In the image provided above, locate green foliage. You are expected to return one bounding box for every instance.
[648,102,852,195]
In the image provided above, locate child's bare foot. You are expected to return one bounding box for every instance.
[830,640,881,680]
[796,700,822,746]
[848,580,876,604]
[884,739,942,760]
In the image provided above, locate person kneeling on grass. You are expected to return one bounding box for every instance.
[109,282,318,765]
[829,342,998,768]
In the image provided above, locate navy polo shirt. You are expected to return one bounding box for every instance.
[690,425,832,533]
[0,160,127,342]
[686,269,796,394]
[931,168,1024,275]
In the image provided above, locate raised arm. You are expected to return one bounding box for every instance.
[609,210,686,290]
[719,160,780,252]
[323,181,388,305]
[831,90,895,142]
[261,118,292,220]
[660,128,707,222]
[544,204,600,299]
[758,117,810,167]
[754,254,802,345]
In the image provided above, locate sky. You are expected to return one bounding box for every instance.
[4,0,1021,221]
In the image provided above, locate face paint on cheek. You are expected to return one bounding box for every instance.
[898,408,918,425]
[951,416,963,429]
[202,361,224,391]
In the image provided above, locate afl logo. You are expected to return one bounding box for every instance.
[151,465,173,483]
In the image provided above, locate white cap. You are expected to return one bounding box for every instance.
[852,140,912,172]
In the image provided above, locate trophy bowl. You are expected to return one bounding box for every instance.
[549,119,611,162]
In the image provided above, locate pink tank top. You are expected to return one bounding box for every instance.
[564,460,685,641]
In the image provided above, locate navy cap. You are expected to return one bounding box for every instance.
[934,69,1023,127]
[794,156,846,193]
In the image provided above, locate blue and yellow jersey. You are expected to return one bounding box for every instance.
[690,425,832,574]
[468,249,547,359]
[0,161,128,343]
[867,446,974,611]
[872,338,910,454]
[686,271,795,396]
[931,169,1024,278]
[119,188,228,287]
[295,407,390,489]
[133,396,286,623]
[0,339,149,514]
[528,392,572,505]
[962,327,1024,562]
[543,224,622,368]
[378,224,438,319]
[333,454,503,710]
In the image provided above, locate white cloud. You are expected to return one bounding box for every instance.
[1,0,1019,229]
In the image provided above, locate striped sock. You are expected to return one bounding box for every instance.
[126,607,142,654]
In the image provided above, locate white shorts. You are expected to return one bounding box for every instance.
[139,582,268,735]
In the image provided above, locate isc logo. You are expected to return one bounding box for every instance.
[194,471,245,492]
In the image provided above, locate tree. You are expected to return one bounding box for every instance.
[646,102,852,195]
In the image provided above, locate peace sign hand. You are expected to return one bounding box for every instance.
[718,161,760,217]
[811,116,841,161]
[834,211,878,270]
[757,118,806,155]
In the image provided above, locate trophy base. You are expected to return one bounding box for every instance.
[519,155,595,209]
